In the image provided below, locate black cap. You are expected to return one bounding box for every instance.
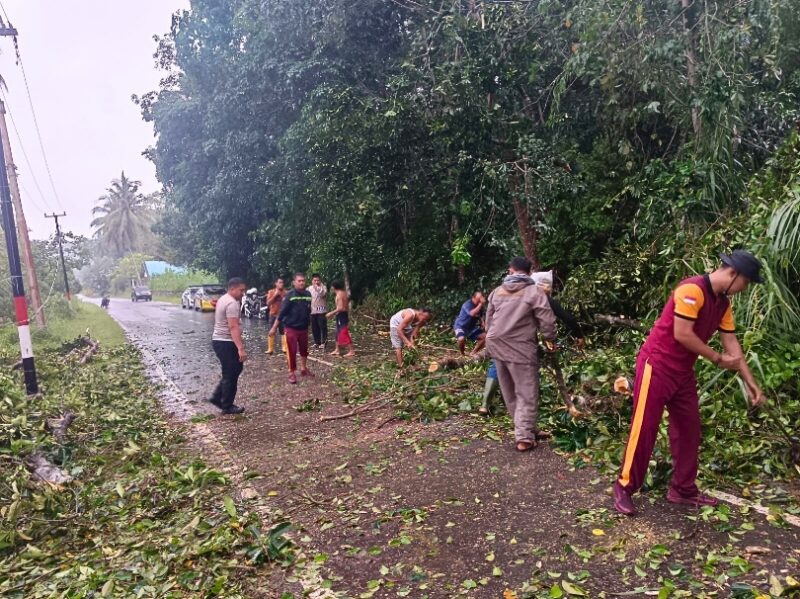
[720,250,764,284]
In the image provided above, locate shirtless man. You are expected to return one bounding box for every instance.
[326,280,355,357]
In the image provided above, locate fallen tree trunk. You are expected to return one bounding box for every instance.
[79,337,101,365]
[427,354,483,372]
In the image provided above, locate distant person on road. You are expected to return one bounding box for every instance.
[266,278,287,355]
[208,277,248,415]
[327,280,355,357]
[389,307,432,368]
[269,272,313,384]
[485,257,557,452]
[454,290,486,356]
[310,274,329,350]
[613,250,767,516]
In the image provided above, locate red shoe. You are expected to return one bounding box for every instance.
[301,369,314,378]
[613,481,636,516]
[666,488,718,507]
[288,373,297,384]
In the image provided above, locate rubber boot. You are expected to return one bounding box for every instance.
[481,377,498,413]
[281,335,288,354]
[267,335,275,355]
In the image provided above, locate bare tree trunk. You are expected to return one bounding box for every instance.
[682,0,701,140]
[510,172,539,267]
[512,200,539,269]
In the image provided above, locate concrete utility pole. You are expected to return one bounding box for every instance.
[0,100,45,327]
[0,124,38,394]
[0,16,39,392]
[44,212,70,300]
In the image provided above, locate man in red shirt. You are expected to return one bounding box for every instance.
[613,250,766,515]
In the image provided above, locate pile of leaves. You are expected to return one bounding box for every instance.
[334,325,800,498]
[0,342,293,597]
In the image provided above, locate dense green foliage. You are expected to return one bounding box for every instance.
[148,268,220,295]
[0,231,90,322]
[142,0,799,306]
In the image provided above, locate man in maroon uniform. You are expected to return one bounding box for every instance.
[614,250,766,515]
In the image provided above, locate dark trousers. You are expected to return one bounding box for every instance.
[617,354,700,497]
[311,314,328,345]
[211,340,244,409]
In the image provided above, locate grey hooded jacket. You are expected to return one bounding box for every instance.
[485,275,557,364]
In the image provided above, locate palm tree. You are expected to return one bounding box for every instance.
[91,172,158,257]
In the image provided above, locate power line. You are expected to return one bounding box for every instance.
[0,2,65,211]
[0,89,55,213]
[19,181,49,216]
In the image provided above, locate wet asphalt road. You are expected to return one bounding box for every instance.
[85,297,270,416]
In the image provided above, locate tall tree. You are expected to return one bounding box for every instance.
[91,172,160,258]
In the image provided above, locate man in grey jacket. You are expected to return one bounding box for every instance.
[485,256,557,451]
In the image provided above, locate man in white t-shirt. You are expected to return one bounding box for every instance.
[209,278,248,414]
[309,273,328,350]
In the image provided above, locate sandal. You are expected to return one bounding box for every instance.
[516,440,536,452]
[477,406,490,416]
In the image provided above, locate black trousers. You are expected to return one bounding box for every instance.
[211,340,244,409]
[311,313,328,345]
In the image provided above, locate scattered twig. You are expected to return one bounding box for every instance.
[295,491,325,507]
[545,353,582,418]
[47,411,77,442]
[376,414,400,430]
[419,342,458,353]
[78,337,101,365]
[320,398,392,422]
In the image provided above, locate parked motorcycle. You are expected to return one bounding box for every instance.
[241,288,262,319]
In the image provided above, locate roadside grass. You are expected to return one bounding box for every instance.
[0,316,293,597]
[0,300,125,352]
[153,293,182,305]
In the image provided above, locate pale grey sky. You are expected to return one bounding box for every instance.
[0,0,188,240]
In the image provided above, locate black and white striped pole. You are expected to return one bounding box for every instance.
[0,133,38,394]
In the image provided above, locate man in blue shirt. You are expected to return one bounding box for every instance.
[454,290,486,355]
